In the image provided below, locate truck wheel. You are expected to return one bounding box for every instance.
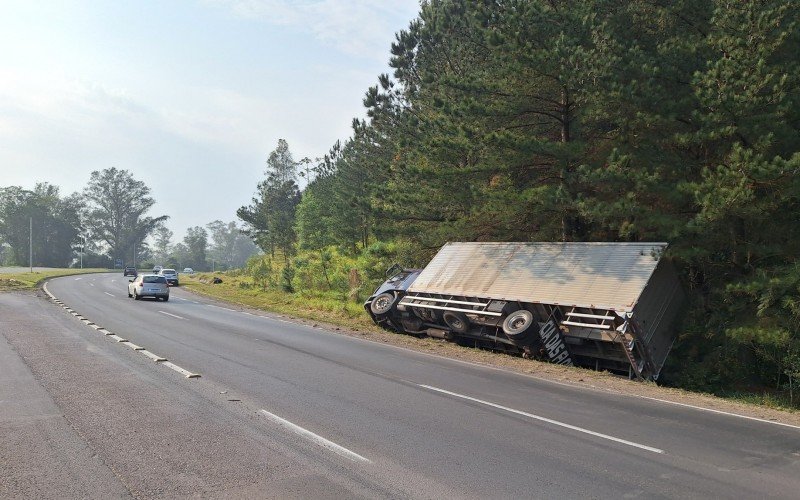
[370,292,395,316]
[502,310,534,336]
[443,311,469,334]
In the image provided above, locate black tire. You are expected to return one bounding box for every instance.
[127,291,132,298]
[369,292,395,316]
[442,311,469,334]
[502,310,534,336]
[134,291,140,301]
[162,296,169,302]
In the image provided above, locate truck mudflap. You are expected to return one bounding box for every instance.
[537,319,573,366]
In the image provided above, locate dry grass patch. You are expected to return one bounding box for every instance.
[0,268,108,291]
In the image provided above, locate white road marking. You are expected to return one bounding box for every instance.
[74,277,83,280]
[419,384,664,454]
[206,304,236,312]
[161,361,200,378]
[259,409,370,463]
[141,350,167,362]
[89,283,95,287]
[104,292,114,297]
[158,311,186,320]
[43,283,200,379]
[111,279,116,283]
[630,395,800,430]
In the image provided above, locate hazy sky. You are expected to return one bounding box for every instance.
[0,0,419,239]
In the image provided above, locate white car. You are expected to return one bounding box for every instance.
[159,268,179,286]
[182,267,194,274]
[128,274,169,301]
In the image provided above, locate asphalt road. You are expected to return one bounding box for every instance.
[3,272,800,498]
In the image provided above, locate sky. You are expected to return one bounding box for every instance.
[0,0,420,240]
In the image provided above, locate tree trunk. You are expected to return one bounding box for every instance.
[560,85,571,242]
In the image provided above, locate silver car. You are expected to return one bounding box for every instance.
[160,268,179,286]
[128,274,170,301]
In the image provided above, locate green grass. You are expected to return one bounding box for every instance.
[179,272,379,332]
[0,268,109,291]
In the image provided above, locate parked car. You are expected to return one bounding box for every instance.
[160,268,179,286]
[128,274,169,301]
[182,267,194,274]
[152,265,163,274]
[123,266,137,277]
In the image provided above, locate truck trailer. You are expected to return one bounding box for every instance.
[364,242,684,380]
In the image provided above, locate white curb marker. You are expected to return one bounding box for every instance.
[419,384,664,454]
[259,409,370,463]
[140,350,167,362]
[42,281,200,379]
[161,361,200,378]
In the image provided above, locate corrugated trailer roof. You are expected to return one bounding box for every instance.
[407,242,668,312]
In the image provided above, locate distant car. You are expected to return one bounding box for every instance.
[160,268,179,286]
[182,267,194,274]
[152,265,163,274]
[128,274,169,301]
[123,266,137,277]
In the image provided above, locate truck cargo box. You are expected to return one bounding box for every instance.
[365,242,685,380]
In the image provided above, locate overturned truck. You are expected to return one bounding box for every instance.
[365,242,684,380]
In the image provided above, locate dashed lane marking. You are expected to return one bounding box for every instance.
[158,311,186,320]
[418,384,664,454]
[259,409,370,463]
[42,281,200,380]
[104,292,114,297]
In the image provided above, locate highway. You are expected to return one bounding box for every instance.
[2,272,800,498]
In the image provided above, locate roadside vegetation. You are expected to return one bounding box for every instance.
[0,268,107,291]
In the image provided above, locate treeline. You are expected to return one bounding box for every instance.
[0,168,257,271]
[148,220,258,272]
[239,1,800,397]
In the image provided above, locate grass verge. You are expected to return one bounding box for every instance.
[0,268,109,291]
[179,272,376,331]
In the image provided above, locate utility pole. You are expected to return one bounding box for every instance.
[29,217,32,273]
[80,234,85,269]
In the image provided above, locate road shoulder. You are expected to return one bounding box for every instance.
[0,292,131,499]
